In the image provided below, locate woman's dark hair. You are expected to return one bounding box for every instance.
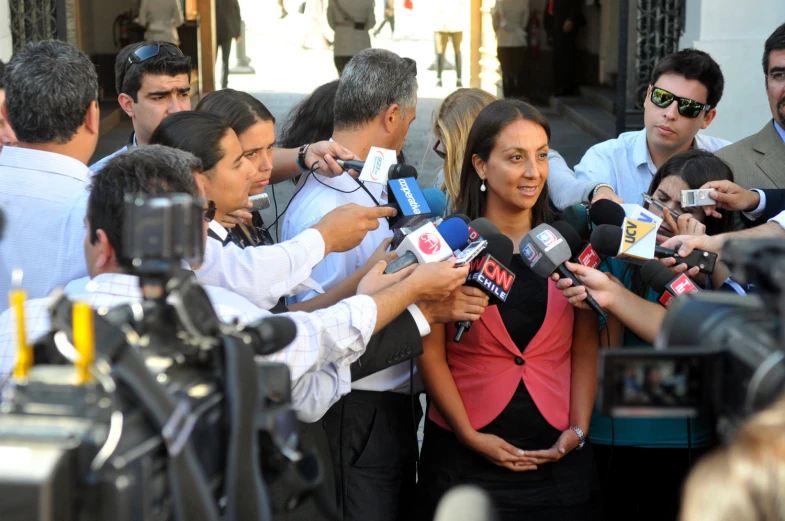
[627,149,734,298]
[647,149,734,236]
[195,89,275,135]
[454,99,555,225]
[277,80,339,148]
[149,111,232,175]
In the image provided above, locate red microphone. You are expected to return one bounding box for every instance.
[640,259,700,308]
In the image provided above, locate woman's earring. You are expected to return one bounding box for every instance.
[480,180,486,192]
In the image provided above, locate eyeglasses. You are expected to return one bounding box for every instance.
[202,200,216,223]
[768,69,785,85]
[385,57,417,105]
[128,42,184,65]
[649,86,711,119]
[432,140,447,160]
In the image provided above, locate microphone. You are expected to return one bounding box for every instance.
[336,159,419,183]
[590,225,718,274]
[561,203,593,240]
[552,220,602,269]
[422,187,448,217]
[454,232,515,342]
[433,485,499,521]
[383,216,469,274]
[385,177,432,229]
[236,315,298,356]
[590,199,627,227]
[466,217,500,243]
[519,223,604,315]
[640,259,700,308]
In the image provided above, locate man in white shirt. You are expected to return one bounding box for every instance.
[0,146,470,419]
[280,48,434,521]
[548,49,731,209]
[0,40,100,312]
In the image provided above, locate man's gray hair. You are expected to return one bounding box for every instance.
[334,49,418,130]
[5,40,99,144]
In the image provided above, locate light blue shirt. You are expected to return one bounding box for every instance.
[547,129,732,209]
[0,147,90,312]
[89,134,137,174]
[774,120,785,146]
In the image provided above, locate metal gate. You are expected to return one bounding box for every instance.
[9,0,79,51]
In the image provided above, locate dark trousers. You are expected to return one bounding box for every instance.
[334,56,353,75]
[551,28,578,95]
[218,38,233,89]
[374,13,395,35]
[592,444,708,521]
[323,390,421,521]
[497,46,526,99]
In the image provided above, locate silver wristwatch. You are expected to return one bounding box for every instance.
[590,183,615,201]
[570,425,586,450]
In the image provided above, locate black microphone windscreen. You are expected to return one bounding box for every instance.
[590,199,626,227]
[482,233,514,266]
[640,259,675,294]
[590,224,623,257]
[551,220,582,257]
[245,315,298,355]
[468,217,501,238]
[389,163,418,180]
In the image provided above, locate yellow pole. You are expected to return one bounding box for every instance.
[10,289,31,380]
[73,302,95,385]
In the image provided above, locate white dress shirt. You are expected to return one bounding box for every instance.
[195,220,325,310]
[0,272,378,421]
[0,147,90,313]
[281,171,425,394]
[547,129,732,210]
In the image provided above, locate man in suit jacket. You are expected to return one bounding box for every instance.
[716,22,785,189]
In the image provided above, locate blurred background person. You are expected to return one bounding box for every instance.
[431,88,496,214]
[432,0,466,88]
[327,0,375,75]
[373,0,395,38]
[680,397,785,521]
[302,0,332,50]
[543,0,584,96]
[216,0,243,89]
[137,0,184,45]
[492,0,530,99]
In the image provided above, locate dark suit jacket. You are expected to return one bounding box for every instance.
[543,0,585,31]
[742,188,785,227]
[215,0,242,41]
[350,311,422,381]
[717,120,785,189]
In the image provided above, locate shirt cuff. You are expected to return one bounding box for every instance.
[742,189,766,220]
[768,210,785,231]
[337,365,352,398]
[407,304,431,337]
[298,227,327,267]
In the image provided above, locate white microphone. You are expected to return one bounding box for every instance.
[433,485,498,521]
[383,218,469,274]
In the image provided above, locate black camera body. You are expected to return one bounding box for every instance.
[598,239,785,434]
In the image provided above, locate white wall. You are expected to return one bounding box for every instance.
[0,0,13,61]
[681,0,785,142]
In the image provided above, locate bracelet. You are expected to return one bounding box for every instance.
[591,183,614,201]
[570,425,586,450]
[296,143,311,172]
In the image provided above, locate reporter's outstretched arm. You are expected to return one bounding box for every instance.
[270,140,361,183]
[661,219,785,259]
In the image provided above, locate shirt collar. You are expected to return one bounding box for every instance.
[208,219,229,241]
[0,146,91,183]
[632,128,656,174]
[83,272,143,299]
[774,120,785,146]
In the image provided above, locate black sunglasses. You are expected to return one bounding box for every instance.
[128,42,184,65]
[386,57,417,105]
[432,140,447,160]
[202,200,216,223]
[649,86,711,119]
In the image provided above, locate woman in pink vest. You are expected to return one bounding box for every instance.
[417,99,600,521]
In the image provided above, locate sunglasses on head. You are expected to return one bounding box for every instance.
[385,57,417,105]
[202,200,216,223]
[649,86,711,119]
[128,42,184,65]
[432,140,446,160]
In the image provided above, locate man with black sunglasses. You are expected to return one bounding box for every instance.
[548,49,731,209]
